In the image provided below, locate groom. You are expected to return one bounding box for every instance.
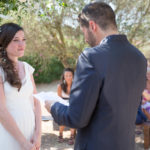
[46,2,147,150]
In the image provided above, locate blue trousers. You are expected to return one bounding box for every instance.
[135,106,147,125]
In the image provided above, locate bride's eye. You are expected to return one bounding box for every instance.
[13,40,19,42]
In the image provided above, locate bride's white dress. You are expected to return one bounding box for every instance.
[0,62,35,150]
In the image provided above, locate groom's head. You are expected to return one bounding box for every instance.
[78,2,118,47]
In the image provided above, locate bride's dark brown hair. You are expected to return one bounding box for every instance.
[0,23,24,91]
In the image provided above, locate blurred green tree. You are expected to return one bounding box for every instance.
[1,0,150,67]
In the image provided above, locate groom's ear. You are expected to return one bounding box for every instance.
[89,20,97,32]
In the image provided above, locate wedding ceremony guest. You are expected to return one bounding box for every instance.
[135,103,147,125]
[45,68,76,145]
[141,68,150,120]
[0,23,41,150]
[135,66,150,133]
[46,2,147,150]
[57,68,76,145]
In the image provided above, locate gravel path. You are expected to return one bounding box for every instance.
[37,81,146,150]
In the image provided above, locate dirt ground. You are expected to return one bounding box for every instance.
[36,81,146,150]
[37,81,74,150]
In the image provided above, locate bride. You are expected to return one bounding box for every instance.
[0,23,41,150]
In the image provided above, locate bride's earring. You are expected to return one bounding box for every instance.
[63,80,66,84]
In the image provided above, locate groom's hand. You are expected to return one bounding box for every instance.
[45,100,57,113]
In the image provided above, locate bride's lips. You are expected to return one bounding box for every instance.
[18,49,24,51]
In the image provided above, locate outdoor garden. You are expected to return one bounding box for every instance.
[0,0,150,150]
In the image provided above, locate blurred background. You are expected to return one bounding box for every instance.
[0,0,150,83]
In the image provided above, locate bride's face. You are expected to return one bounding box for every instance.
[6,30,26,60]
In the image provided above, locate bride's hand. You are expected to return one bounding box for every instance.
[31,133,41,150]
[21,141,36,150]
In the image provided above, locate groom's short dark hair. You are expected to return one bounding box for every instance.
[78,2,117,31]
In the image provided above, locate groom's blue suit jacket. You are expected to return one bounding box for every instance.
[51,35,147,150]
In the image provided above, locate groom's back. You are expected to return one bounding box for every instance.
[75,35,147,150]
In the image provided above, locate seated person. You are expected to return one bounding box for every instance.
[135,102,147,125]
[141,77,150,120]
[135,70,150,135]
[136,69,150,125]
[45,68,76,145]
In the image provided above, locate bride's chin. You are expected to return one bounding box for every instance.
[18,52,25,56]
[18,54,24,58]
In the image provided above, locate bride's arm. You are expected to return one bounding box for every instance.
[30,74,41,149]
[0,76,34,150]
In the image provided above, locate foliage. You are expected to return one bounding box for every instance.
[3,0,87,68]
[112,0,150,49]
[20,54,64,83]
[24,0,150,55]
[56,0,68,7]
[0,0,18,15]
[0,0,150,83]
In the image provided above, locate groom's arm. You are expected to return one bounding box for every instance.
[51,49,103,128]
